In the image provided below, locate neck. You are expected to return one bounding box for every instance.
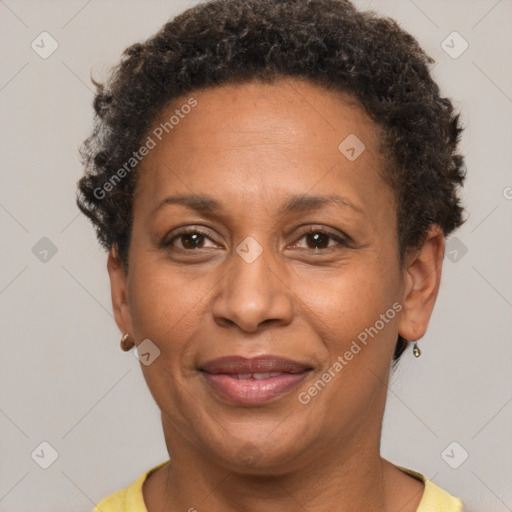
[148,416,397,512]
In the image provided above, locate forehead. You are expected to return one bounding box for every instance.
[134,78,392,222]
[150,78,380,156]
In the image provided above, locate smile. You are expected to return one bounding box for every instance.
[199,355,312,405]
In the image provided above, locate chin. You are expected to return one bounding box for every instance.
[203,429,314,475]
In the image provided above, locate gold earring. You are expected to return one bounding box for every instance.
[120,333,135,352]
[412,341,422,358]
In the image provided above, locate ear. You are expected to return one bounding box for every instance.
[398,225,445,342]
[107,245,134,336]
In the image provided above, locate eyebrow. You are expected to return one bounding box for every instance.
[153,193,364,216]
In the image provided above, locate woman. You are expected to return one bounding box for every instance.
[77,0,466,510]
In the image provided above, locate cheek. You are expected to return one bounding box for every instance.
[293,263,401,416]
[292,256,401,350]
[128,255,206,341]
[126,257,208,411]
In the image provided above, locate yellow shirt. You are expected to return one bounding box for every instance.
[93,461,463,512]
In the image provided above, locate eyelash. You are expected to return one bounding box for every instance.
[163,226,349,253]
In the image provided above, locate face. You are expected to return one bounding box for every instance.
[109,78,443,474]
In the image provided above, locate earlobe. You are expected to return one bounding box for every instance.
[398,225,445,342]
[107,245,134,336]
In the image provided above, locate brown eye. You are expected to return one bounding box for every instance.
[179,232,206,249]
[304,232,330,249]
[164,229,217,250]
[293,228,348,251]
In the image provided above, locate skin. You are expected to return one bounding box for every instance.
[108,78,445,512]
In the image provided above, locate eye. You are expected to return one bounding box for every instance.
[164,228,218,250]
[162,226,349,252]
[292,227,348,251]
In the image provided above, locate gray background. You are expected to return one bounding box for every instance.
[0,0,511,510]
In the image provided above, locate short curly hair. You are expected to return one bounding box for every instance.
[77,0,466,363]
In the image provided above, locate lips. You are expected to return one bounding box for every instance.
[200,356,312,405]
[200,355,311,374]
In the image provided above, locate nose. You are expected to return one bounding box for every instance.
[211,238,294,333]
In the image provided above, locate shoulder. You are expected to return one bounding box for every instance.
[397,466,464,512]
[92,461,170,512]
[93,487,129,512]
